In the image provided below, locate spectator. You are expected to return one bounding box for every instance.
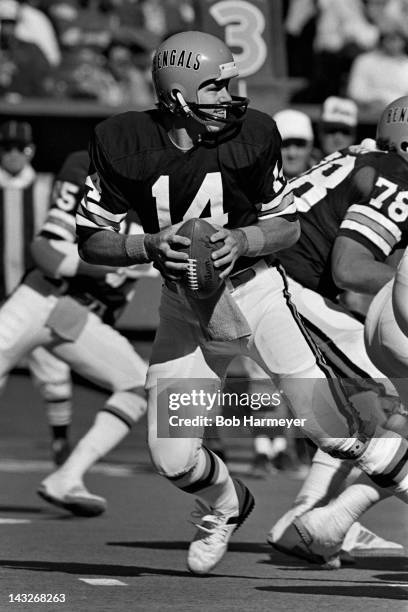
[139,0,195,38]
[317,96,358,157]
[14,0,61,66]
[0,0,51,98]
[292,0,380,102]
[104,42,153,107]
[274,109,315,178]
[347,23,408,113]
[48,45,118,102]
[284,0,317,79]
[49,0,115,51]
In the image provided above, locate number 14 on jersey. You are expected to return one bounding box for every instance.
[152,172,228,229]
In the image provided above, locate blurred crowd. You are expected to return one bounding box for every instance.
[0,0,196,106]
[3,0,408,112]
[285,0,408,111]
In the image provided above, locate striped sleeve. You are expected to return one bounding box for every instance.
[256,123,297,221]
[339,203,402,259]
[76,133,129,235]
[41,207,76,242]
[39,179,81,242]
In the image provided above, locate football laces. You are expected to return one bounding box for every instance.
[186,258,199,291]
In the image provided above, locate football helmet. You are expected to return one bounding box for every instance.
[152,31,248,127]
[376,95,408,160]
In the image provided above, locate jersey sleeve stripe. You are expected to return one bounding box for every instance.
[83,199,127,224]
[47,207,76,224]
[44,208,76,232]
[345,204,402,241]
[340,212,401,247]
[77,201,120,231]
[76,210,116,232]
[340,219,392,256]
[260,188,293,214]
[258,200,297,220]
[343,211,398,249]
[41,222,75,242]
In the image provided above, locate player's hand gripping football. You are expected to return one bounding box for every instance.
[210,227,248,279]
[144,224,191,281]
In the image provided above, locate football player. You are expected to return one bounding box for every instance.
[271,259,408,568]
[76,31,408,575]
[0,148,148,516]
[0,120,72,465]
[269,96,408,564]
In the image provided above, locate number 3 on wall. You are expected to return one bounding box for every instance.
[152,172,228,229]
[210,0,267,78]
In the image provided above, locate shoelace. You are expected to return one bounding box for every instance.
[190,501,231,543]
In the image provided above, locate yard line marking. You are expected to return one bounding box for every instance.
[0,459,135,477]
[0,518,31,524]
[79,579,127,586]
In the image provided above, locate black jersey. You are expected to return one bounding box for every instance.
[26,151,140,321]
[77,108,296,273]
[278,149,408,299]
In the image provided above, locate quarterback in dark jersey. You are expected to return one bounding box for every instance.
[77,31,408,575]
[0,150,148,517]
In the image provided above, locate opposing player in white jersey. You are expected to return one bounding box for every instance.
[0,148,148,516]
[269,97,408,565]
[0,120,73,465]
[275,250,408,568]
[77,32,408,575]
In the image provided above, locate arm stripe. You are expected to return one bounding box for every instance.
[340,220,392,255]
[261,189,293,214]
[344,211,397,248]
[41,223,75,242]
[77,202,121,231]
[83,199,127,223]
[258,202,298,220]
[345,204,401,241]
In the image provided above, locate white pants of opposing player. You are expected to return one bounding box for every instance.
[239,277,391,387]
[146,260,369,478]
[0,285,147,421]
[365,280,408,406]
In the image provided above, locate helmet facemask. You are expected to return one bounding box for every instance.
[172,88,249,129]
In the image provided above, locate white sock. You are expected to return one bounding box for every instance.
[46,400,72,427]
[199,452,238,514]
[56,411,130,482]
[293,449,353,509]
[357,430,408,503]
[303,480,390,546]
[170,447,239,515]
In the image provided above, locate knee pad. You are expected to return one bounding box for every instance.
[104,387,147,428]
[148,435,200,478]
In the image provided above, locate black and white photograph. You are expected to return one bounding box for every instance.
[0,0,407,610]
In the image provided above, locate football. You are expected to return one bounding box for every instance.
[175,218,225,299]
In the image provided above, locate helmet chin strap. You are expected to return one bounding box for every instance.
[174,91,247,127]
[174,91,215,127]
